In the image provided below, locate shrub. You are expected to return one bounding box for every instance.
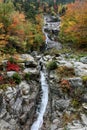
[57,66,75,78]
[8,57,16,64]
[7,61,20,72]
[0,84,9,90]
[24,73,30,81]
[46,60,57,70]
[82,76,87,82]
[61,79,71,93]
[12,73,21,84]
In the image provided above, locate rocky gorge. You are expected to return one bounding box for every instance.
[0,14,87,130]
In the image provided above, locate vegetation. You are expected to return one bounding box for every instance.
[24,73,31,81]
[57,66,75,78]
[59,0,87,49]
[0,1,44,53]
[46,60,57,70]
[12,73,21,84]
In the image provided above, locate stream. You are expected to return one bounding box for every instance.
[31,71,48,130]
[31,15,62,130]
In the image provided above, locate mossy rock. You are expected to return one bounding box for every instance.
[46,60,57,71]
[0,84,9,90]
[82,76,87,82]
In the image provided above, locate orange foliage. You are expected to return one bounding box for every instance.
[60,0,87,47]
[61,79,71,92]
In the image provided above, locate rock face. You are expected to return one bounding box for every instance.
[0,54,40,130]
[40,54,87,130]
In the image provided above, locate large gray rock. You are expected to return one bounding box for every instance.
[68,77,83,88]
[21,54,34,62]
[19,81,30,95]
[23,68,39,80]
[55,99,70,111]
[7,71,16,77]
[74,62,87,76]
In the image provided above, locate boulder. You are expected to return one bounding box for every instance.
[80,57,87,64]
[7,71,16,77]
[68,77,83,88]
[23,68,39,80]
[55,99,70,111]
[19,81,30,95]
[21,54,34,62]
[74,62,87,76]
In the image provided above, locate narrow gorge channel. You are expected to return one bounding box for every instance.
[31,15,62,130]
[31,70,48,130]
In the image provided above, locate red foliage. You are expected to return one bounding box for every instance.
[7,61,20,72]
[61,79,70,90]
[0,75,3,81]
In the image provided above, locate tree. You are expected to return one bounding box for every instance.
[59,0,87,48]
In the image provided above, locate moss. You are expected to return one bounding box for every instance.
[24,73,31,81]
[12,73,21,84]
[0,84,9,90]
[8,57,16,64]
[82,76,87,82]
[82,76,87,87]
[71,99,80,108]
[46,60,57,71]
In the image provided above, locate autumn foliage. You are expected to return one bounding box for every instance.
[0,1,44,52]
[59,0,87,48]
[6,61,20,72]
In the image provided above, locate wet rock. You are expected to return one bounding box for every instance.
[47,40,62,50]
[0,90,3,109]
[80,57,87,64]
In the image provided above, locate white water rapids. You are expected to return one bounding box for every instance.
[31,71,48,130]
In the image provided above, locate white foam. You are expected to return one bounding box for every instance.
[31,71,48,130]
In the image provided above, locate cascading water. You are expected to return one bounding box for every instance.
[31,71,48,130]
[31,15,61,130]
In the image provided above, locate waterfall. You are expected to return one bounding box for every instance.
[31,71,48,130]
